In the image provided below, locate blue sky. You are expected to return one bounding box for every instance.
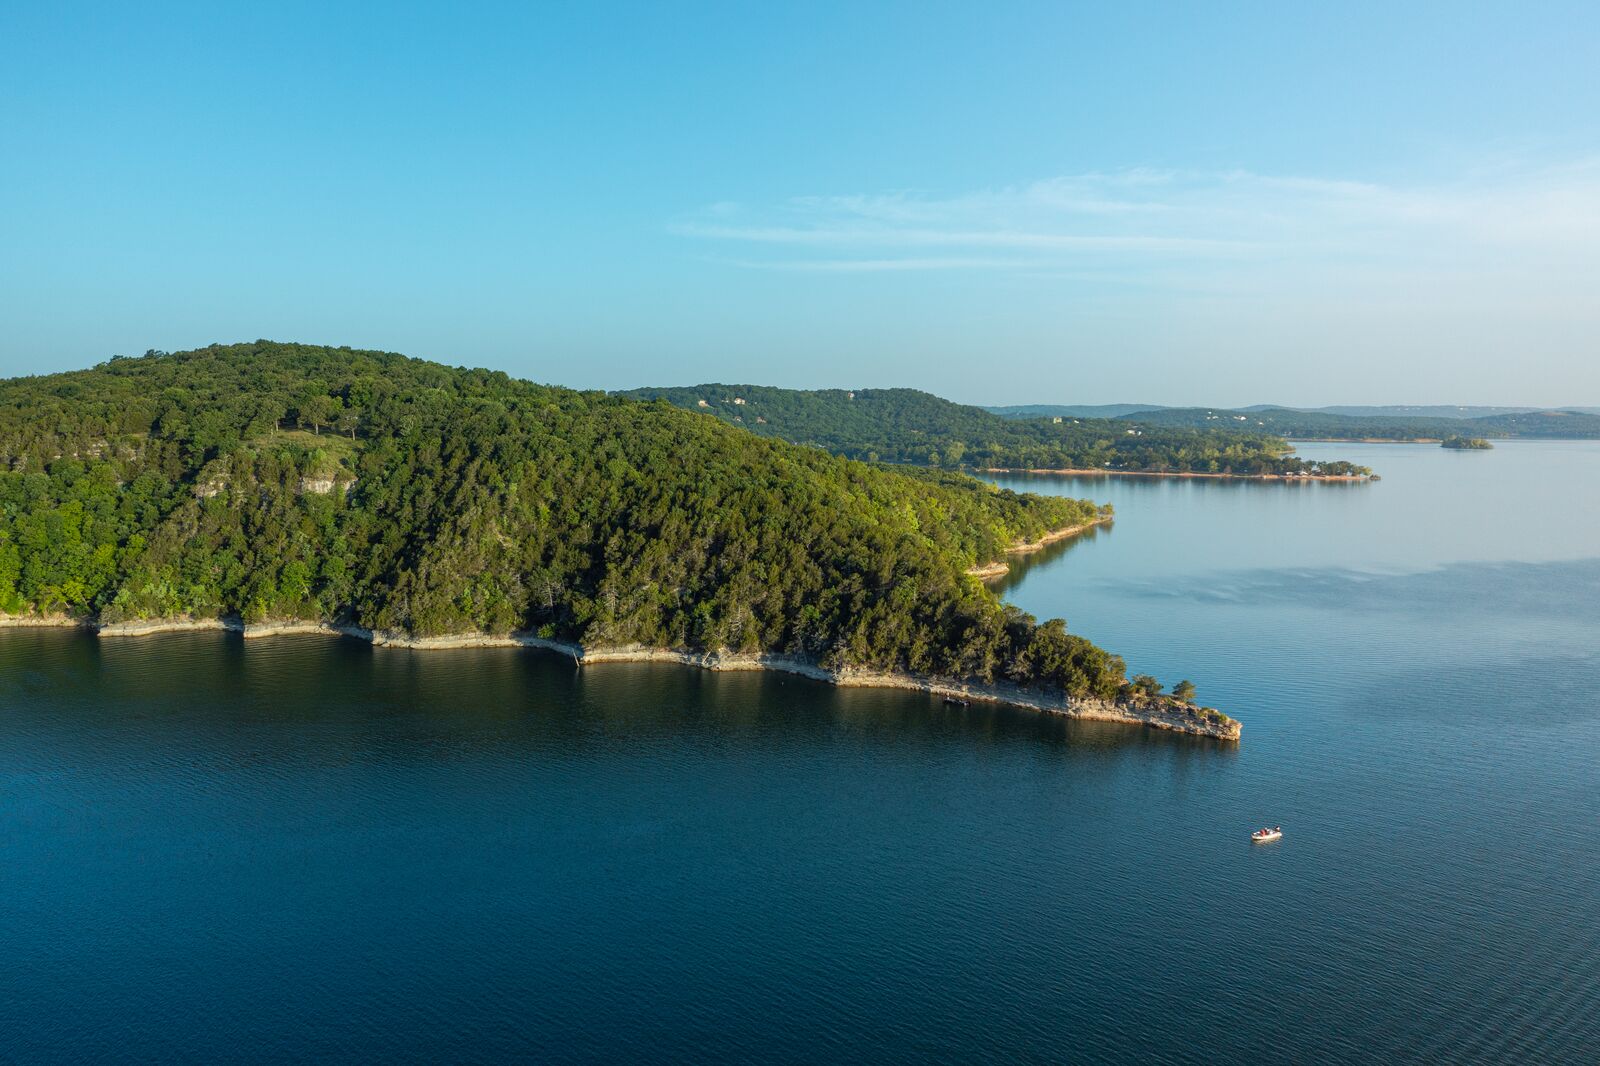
[3,2,1597,405]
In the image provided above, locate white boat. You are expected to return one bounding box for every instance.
[1251,826,1283,843]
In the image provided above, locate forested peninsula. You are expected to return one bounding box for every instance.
[617,384,1373,478]
[0,342,1237,739]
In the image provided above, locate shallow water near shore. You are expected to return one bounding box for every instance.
[4,441,1599,1063]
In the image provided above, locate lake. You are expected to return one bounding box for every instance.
[4,441,1598,1063]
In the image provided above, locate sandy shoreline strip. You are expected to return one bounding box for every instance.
[1286,437,1440,444]
[1,612,1240,741]
[964,517,1109,579]
[983,467,1370,482]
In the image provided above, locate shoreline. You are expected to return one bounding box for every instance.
[1,613,1240,741]
[982,466,1371,482]
[1286,437,1442,444]
[965,517,1109,578]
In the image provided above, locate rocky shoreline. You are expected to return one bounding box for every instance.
[2,612,1240,741]
[965,517,1110,578]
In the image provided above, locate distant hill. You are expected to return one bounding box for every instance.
[1118,406,1600,440]
[986,403,1166,420]
[992,396,1593,425]
[1469,410,1600,436]
[617,385,1371,477]
[1286,405,1547,419]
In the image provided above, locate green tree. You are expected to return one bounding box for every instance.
[296,392,336,434]
[0,539,23,613]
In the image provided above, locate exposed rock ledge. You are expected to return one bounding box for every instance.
[0,613,89,629]
[3,612,1240,741]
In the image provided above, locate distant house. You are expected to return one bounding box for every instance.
[1052,416,1063,423]
[732,397,746,405]
[696,399,709,408]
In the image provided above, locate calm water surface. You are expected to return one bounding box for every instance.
[3,441,1598,1063]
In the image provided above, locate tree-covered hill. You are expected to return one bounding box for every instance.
[987,403,1165,420]
[616,385,1372,477]
[1111,405,1600,441]
[1469,410,1600,437]
[1,342,1140,701]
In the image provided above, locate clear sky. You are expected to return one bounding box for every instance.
[3,2,1598,405]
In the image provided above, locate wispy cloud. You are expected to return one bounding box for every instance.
[716,255,1039,273]
[674,223,1248,255]
[670,163,1600,281]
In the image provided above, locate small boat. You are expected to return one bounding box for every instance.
[1251,826,1283,843]
[942,695,970,707]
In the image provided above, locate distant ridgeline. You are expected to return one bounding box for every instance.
[616,385,1373,477]
[987,404,1600,442]
[0,342,1146,702]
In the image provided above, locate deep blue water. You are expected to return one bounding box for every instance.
[3,441,1598,1063]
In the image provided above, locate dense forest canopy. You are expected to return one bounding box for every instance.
[0,342,1141,701]
[617,385,1373,477]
